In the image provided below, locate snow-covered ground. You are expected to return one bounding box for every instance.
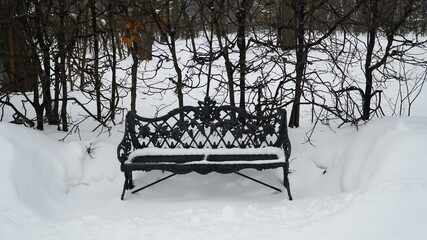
[1,115,426,240]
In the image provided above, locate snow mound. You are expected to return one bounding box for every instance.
[0,123,116,213]
[339,117,427,190]
[292,117,427,195]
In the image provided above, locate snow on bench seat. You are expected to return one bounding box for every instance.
[126,147,286,165]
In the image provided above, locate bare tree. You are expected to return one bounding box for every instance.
[360,0,417,120]
[277,0,364,127]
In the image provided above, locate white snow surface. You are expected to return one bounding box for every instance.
[127,147,286,164]
[1,116,427,240]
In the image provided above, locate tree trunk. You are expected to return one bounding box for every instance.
[362,28,376,121]
[91,0,102,120]
[33,81,44,130]
[362,0,379,121]
[29,36,44,130]
[108,4,117,121]
[34,10,55,124]
[53,56,60,128]
[288,47,306,128]
[80,6,89,90]
[59,7,68,132]
[236,0,249,111]
[131,46,138,111]
[278,0,296,49]
[288,1,306,128]
[169,28,184,109]
[41,46,54,124]
[213,0,235,107]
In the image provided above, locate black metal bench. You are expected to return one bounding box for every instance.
[117,98,292,200]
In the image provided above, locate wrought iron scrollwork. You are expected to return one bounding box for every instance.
[196,98,219,127]
[117,99,291,163]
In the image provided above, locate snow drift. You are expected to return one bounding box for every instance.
[0,123,117,214]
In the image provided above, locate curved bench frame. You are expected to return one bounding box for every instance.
[117,98,292,200]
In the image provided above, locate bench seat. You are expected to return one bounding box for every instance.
[123,147,287,174]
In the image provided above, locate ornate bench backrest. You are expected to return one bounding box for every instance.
[117,99,291,163]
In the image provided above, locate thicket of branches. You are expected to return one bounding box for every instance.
[0,0,426,132]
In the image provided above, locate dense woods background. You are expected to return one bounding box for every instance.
[1,0,426,132]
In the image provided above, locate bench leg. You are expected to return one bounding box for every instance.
[121,171,135,200]
[121,178,127,200]
[283,167,293,201]
[128,171,135,189]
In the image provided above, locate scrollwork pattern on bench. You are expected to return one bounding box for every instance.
[120,99,288,153]
[117,98,292,200]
